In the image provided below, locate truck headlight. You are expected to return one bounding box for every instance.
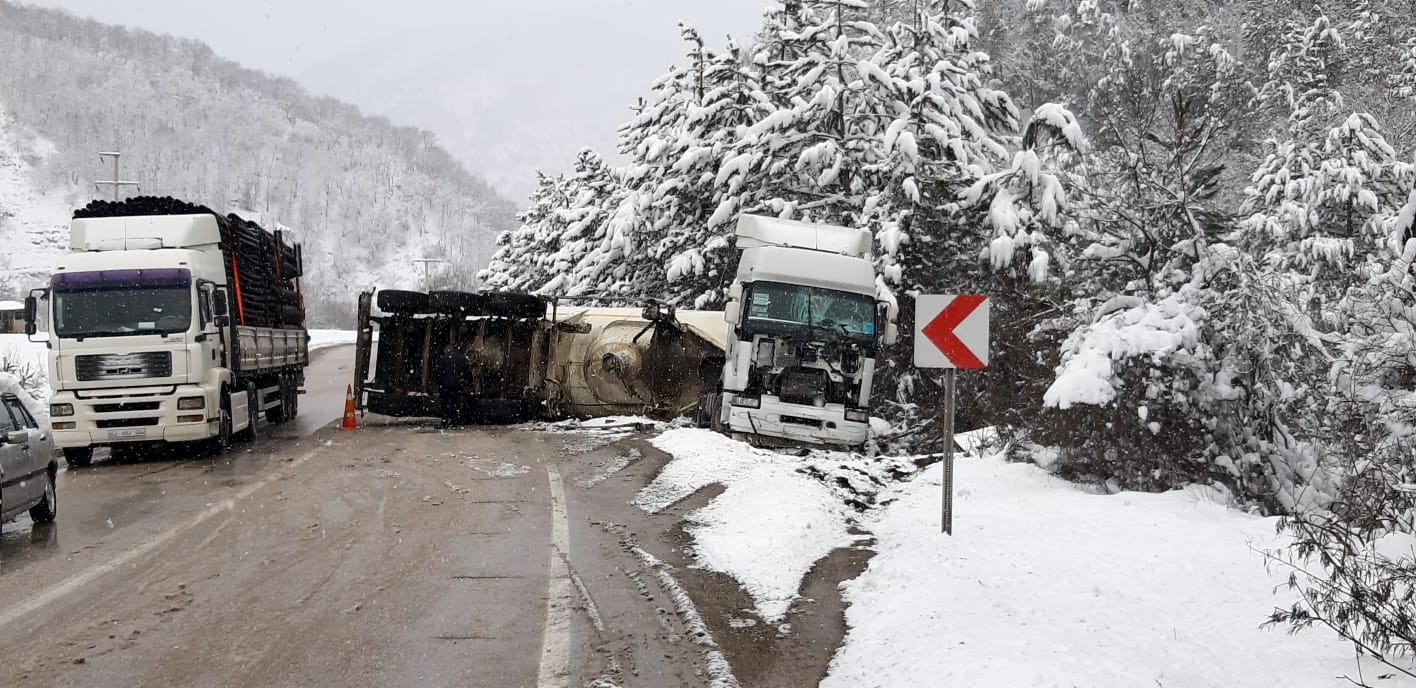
[844,408,869,423]
[731,395,761,409]
[51,403,74,417]
[178,396,206,410]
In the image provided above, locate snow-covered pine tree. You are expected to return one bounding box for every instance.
[853,0,1017,442]
[654,37,773,308]
[537,149,630,296]
[1266,155,1416,677]
[480,171,571,293]
[1024,14,1263,492]
[957,103,1085,432]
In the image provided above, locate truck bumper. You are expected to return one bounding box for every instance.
[724,396,868,449]
[48,385,217,448]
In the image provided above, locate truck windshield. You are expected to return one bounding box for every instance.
[744,282,876,342]
[52,269,193,338]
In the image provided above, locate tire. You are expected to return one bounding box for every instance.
[429,290,485,314]
[28,469,57,524]
[62,447,93,468]
[377,289,431,314]
[208,401,232,457]
[483,292,546,320]
[266,393,287,424]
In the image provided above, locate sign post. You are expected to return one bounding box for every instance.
[914,294,989,534]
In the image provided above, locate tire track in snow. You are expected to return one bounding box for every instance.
[631,545,742,688]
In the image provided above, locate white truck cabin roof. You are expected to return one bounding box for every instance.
[70,213,222,252]
[734,214,873,259]
[737,245,877,296]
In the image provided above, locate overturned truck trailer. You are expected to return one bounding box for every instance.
[353,289,727,423]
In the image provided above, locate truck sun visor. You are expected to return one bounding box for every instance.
[52,268,192,293]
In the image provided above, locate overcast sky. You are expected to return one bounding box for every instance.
[27,0,772,200]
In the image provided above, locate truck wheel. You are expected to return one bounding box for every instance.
[63,447,93,468]
[429,290,485,314]
[483,292,546,319]
[237,386,259,441]
[208,404,232,457]
[377,289,431,314]
[266,392,288,424]
[28,469,57,524]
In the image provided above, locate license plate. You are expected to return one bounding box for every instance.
[107,428,147,439]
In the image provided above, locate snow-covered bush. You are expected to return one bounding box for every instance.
[0,358,44,401]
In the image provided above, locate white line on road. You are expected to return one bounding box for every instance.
[538,463,574,688]
[0,446,323,631]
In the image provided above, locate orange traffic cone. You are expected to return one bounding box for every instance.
[341,385,358,431]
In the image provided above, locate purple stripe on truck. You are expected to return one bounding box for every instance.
[52,269,192,293]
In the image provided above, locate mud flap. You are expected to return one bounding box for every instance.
[354,290,374,412]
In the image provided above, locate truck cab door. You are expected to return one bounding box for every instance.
[353,290,374,412]
[198,283,228,369]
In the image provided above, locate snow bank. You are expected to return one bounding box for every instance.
[307,329,358,352]
[638,429,856,622]
[822,454,1413,688]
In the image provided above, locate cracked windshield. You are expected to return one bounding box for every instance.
[1,1,1414,687]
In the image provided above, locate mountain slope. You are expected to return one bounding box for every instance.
[0,1,515,325]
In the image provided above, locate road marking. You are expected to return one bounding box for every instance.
[0,446,323,631]
[537,463,573,688]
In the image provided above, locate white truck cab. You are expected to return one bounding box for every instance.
[29,211,308,466]
[709,215,897,449]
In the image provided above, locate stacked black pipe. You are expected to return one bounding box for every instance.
[75,196,305,328]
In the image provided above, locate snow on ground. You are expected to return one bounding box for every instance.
[820,452,1416,688]
[638,429,856,622]
[643,426,1414,685]
[307,329,359,352]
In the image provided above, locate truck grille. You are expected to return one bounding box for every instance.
[94,401,162,413]
[75,352,173,381]
[777,368,828,406]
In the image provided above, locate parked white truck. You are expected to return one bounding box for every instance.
[701,215,897,450]
[26,197,309,467]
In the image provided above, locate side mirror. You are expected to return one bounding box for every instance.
[23,295,38,336]
[0,429,30,446]
[211,286,231,319]
[214,315,230,328]
[724,300,740,325]
[727,282,743,302]
[884,321,899,346]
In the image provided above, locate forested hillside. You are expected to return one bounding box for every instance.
[0,1,514,325]
[480,0,1416,663]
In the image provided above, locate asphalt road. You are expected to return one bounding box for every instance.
[0,345,857,687]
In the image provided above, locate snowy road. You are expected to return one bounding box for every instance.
[0,347,847,687]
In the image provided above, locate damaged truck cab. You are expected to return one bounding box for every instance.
[707,215,897,450]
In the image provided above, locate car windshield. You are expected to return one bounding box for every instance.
[744,281,876,342]
[52,269,194,338]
